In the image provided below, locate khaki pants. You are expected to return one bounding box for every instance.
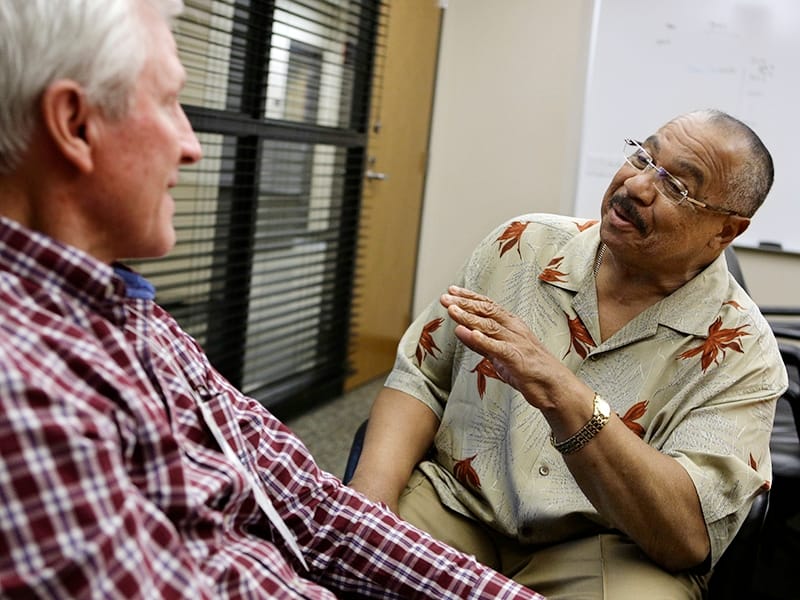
[399,470,706,599]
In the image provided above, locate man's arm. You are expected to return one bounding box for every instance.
[347,386,439,512]
[300,476,546,599]
[218,379,545,599]
[562,414,711,571]
[440,285,711,571]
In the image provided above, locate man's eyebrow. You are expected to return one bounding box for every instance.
[644,135,705,188]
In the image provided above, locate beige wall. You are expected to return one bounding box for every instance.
[413,0,799,315]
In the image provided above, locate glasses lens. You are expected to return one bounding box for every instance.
[654,172,690,204]
[622,139,690,205]
[623,140,650,170]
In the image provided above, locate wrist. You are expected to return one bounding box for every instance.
[549,393,610,454]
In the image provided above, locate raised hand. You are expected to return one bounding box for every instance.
[439,285,578,412]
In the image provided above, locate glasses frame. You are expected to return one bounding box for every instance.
[622,138,741,216]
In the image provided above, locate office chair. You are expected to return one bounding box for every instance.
[343,419,367,485]
[723,247,800,598]
[724,246,748,294]
[750,333,800,599]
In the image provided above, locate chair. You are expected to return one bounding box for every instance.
[750,332,800,599]
[721,246,800,598]
[707,491,770,598]
[343,419,368,484]
[724,246,749,293]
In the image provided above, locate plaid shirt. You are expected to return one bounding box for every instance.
[0,217,544,600]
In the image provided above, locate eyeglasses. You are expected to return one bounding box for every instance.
[622,138,741,216]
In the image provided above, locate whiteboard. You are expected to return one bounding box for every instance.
[574,0,799,253]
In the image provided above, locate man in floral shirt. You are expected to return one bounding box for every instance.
[0,1,548,598]
[350,111,788,598]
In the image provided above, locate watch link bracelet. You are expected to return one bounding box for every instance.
[550,393,611,455]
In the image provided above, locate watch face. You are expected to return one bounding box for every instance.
[595,396,611,418]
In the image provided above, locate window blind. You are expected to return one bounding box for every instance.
[128,0,386,417]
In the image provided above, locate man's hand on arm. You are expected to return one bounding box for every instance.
[347,387,439,513]
[440,285,711,572]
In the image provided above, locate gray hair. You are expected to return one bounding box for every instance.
[0,0,184,174]
[694,109,774,218]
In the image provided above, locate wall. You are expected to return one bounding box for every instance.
[413,0,800,315]
[413,0,595,314]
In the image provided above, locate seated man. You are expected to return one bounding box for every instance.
[349,110,788,599]
[0,1,546,598]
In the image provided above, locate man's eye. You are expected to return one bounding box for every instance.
[630,153,649,168]
[661,176,686,199]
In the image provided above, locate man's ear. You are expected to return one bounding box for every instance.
[39,80,94,174]
[715,215,750,248]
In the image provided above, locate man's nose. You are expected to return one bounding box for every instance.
[623,167,659,205]
[179,107,203,164]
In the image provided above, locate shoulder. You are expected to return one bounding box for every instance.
[475,213,597,257]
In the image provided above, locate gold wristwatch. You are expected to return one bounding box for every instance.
[550,393,610,455]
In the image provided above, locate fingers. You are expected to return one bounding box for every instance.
[441,286,502,319]
[441,286,490,312]
[444,300,505,340]
[453,323,502,358]
[446,285,489,301]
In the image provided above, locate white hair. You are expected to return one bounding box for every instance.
[0,0,184,174]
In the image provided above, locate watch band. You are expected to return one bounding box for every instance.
[550,393,610,455]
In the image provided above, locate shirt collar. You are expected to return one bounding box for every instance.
[538,223,734,338]
[113,264,156,300]
[0,216,152,321]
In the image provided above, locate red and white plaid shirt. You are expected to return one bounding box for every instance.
[0,217,544,599]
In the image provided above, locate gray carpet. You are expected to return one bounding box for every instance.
[284,376,383,479]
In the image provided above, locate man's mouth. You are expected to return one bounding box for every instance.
[609,194,647,235]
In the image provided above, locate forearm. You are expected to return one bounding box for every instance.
[561,414,710,571]
[534,380,709,569]
[313,483,544,599]
[347,387,439,511]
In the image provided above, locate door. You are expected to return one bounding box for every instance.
[346,1,443,390]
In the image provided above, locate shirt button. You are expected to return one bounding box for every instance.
[538,465,550,476]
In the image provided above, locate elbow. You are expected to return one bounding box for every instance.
[661,549,710,574]
[653,532,711,573]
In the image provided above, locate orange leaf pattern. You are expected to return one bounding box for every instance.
[495,221,529,258]
[575,220,599,232]
[677,316,750,372]
[723,299,745,310]
[563,312,596,359]
[471,357,502,398]
[538,256,568,283]
[414,317,444,366]
[454,454,481,490]
[619,401,648,438]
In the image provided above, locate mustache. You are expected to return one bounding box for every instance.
[610,193,647,235]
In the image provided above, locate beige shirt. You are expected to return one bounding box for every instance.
[386,213,787,565]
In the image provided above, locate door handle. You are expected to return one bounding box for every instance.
[365,170,388,181]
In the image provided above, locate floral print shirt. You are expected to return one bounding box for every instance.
[386,213,787,566]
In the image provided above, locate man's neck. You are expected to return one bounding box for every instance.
[594,248,711,341]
